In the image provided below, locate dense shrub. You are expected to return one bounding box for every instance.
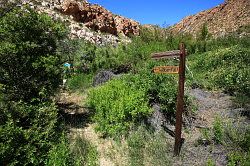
[88,59,192,136]
[0,100,61,165]
[0,6,72,166]
[214,118,250,165]
[46,134,73,166]
[66,73,93,92]
[0,7,67,101]
[189,46,250,96]
[128,60,193,123]
[87,77,152,136]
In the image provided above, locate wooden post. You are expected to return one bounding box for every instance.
[174,43,186,156]
[151,44,187,155]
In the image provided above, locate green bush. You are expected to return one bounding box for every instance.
[207,117,250,165]
[69,30,196,74]
[66,73,93,92]
[227,151,250,166]
[189,46,250,96]
[88,61,192,136]
[0,100,62,165]
[128,61,192,123]
[0,7,67,101]
[87,77,152,136]
[46,134,73,166]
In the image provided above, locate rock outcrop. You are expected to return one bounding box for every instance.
[19,0,139,45]
[170,0,250,37]
[60,0,140,36]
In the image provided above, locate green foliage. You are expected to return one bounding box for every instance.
[206,159,216,166]
[199,23,209,41]
[212,116,224,144]
[139,25,168,43]
[144,132,172,166]
[127,126,172,166]
[195,23,210,53]
[223,120,250,151]
[203,117,250,165]
[0,0,20,16]
[127,127,146,166]
[46,134,73,166]
[87,56,193,136]
[88,64,192,136]
[66,73,93,92]
[71,136,99,166]
[69,30,195,74]
[88,77,152,136]
[227,151,250,166]
[0,7,67,101]
[0,100,61,165]
[189,46,250,96]
[129,62,192,123]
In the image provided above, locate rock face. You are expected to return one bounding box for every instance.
[170,0,250,37]
[19,0,138,45]
[61,0,140,36]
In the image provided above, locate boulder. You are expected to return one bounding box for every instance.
[92,70,116,87]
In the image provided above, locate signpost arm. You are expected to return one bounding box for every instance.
[174,43,186,156]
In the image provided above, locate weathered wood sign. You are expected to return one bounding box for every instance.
[151,43,186,156]
[153,66,179,74]
[152,50,180,59]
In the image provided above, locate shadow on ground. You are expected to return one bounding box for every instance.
[57,102,93,128]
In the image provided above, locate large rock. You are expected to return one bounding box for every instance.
[92,70,116,87]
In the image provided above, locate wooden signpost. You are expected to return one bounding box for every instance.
[151,43,186,156]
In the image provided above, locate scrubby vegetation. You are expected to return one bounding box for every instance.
[0,2,249,165]
[126,126,172,166]
[189,46,250,96]
[0,6,73,165]
[88,77,152,136]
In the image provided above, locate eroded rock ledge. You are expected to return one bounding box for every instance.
[60,0,140,36]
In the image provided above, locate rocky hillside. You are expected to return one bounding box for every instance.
[20,0,140,45]
[170,0,250,37]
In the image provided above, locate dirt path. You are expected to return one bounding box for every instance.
[57,91,118,166]
[173,88,233,166]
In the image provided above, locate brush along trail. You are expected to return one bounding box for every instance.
[57,87,248,166]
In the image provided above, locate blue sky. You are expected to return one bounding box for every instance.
[88,0,225,26]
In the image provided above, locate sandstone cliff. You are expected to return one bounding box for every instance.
[170,0,250,37]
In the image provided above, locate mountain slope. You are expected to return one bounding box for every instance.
[170,0,250,37]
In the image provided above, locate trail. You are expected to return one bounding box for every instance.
[173,88,233,166]
[57,88,246,166]
[57,91,118,166]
